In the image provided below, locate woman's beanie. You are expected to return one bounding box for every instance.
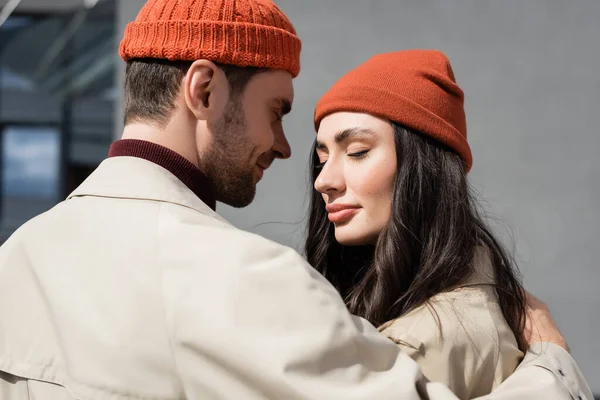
[119,0,301,77]
[314,50,472,171]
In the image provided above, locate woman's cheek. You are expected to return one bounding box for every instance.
[348,155,396,199]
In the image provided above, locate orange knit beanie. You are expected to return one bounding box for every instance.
[314,50,472,171]
[119,0,301,77]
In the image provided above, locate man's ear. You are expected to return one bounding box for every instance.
[183,60,229,121]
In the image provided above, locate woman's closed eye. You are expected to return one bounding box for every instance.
[348,149,370,160]
[314,149,370,171]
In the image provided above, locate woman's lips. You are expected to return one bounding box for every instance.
[326,205,360,223]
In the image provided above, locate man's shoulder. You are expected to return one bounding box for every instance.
[158,201,282,244]
[0,200,66,246]
[157,202,306,271]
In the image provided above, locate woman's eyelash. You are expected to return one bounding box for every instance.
[348,150,370,159]
[315,149,369,170]
[314,149,370,171]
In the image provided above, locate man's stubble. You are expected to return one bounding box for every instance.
[201,97,257,208]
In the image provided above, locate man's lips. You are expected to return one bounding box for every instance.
[255,161,272,182]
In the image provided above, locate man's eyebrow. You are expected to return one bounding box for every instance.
[316,127,377,149]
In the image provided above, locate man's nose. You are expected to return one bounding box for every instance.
[273,129,292,159]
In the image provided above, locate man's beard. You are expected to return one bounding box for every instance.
[201,97,257,208]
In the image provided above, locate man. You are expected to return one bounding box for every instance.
[0,0,592,399]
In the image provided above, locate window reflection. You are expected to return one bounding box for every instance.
[0,2,116,241]
[1,126,60,231]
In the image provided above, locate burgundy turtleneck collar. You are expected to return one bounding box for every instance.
[108,139,216,211]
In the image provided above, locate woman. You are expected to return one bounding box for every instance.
[306,50,526,399]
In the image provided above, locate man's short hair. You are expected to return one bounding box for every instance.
[124,59,267,127]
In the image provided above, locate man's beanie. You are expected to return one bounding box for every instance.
[314,50,472,171]
[119,0,301,77]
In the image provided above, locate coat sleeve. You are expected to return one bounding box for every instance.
[160,223,591,399]
[474,343,594,400]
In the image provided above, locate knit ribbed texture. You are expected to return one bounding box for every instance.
[108,139,217,210]
[119,0,301,77]
[314,50,472,171]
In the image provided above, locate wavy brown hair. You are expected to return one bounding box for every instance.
[305,122,526,349]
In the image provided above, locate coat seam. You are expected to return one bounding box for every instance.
[481,287,502,381]
[157,202,186,398]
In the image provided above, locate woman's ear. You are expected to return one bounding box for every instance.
[183,60,229,121]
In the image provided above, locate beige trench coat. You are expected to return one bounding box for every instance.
[0,156,593,399]
[379,248,523,399]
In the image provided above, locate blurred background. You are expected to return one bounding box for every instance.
[0,0,114,240]
[1,0,598,395]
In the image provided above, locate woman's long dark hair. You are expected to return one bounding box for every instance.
[305,122,526,349]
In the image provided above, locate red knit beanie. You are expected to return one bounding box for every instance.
[119,0,301,77]
[314,50,472,171]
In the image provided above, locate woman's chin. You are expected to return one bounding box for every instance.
[334,230,376,246]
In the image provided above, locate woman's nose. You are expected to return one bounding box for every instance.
[314,158,345,194]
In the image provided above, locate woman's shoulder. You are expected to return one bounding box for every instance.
[380,248,498,335]
[379,285,523,398]
[379,284,506,354]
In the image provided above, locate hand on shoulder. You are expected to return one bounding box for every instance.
[522,291,569,352]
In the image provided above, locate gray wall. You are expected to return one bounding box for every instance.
[117,0,600,391]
